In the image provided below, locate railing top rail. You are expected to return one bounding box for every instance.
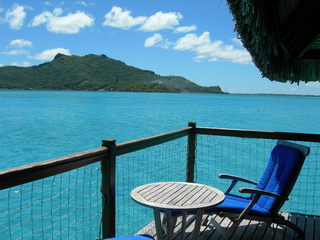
[0,126,192,190]
[0,147,108,190]
[1,124,319,190]
[196,127,320,142]
[116,127,191,155]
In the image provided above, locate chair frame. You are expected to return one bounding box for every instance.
[214,140,310,240]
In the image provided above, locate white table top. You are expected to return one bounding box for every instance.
[131,182,225,211]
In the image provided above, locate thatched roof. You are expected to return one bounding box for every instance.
[227,0,320,83]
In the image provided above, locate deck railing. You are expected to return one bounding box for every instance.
[0,122,319,239]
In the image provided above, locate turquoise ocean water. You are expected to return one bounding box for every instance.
[0,90,320,238]
[1,90,319,170]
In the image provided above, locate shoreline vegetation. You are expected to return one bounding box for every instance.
[0,89,318,97]
[0,53,224,94]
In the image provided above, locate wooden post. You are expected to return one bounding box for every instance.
[186,122,197,182]
[101,138,116,238]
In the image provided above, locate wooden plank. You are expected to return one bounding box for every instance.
[138,183,161,195]
[240,219,260,240]
[167,186,198,206]
[139,212,320,240]
[196,127,320,142]
[315,215,320,240]
[232,219,251,239]
[173,215,196,240]
[155,184,189,204]
[210,215,232,239]
[198,214,213,239]
[194,190,217,204]
[273,212,289,240]
[184,215,204,240]
[262,225,276,240]
[135,220,157,237]
[182,187,208,206]
[250,221,269,239]
[283,212,298,240]
[172,186,203,206]
[144,183,177,202]
[295,213,306,240]
[304,214,315,240]
[138,212,320,240]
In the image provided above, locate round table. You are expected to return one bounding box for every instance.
[131,182,225,240]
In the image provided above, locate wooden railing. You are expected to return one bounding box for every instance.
[0,147,109,190]
[0,122,319,238]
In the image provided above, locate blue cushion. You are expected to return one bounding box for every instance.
[255,144,303,213]
[207,144,304,216]
[206,193,270,215]
[98,235,154,240]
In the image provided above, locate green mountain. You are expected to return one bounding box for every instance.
[0,54,223,93]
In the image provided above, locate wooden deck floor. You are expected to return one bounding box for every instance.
[137,212,320,240]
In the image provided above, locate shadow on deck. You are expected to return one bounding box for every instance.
[137,212,320,240]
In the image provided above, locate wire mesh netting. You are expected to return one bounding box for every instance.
[115,136,188,236]
[1,132,319,239]
[0,162,102,240]
[195,135,320,216]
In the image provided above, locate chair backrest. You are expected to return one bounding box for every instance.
[254,140,310,214]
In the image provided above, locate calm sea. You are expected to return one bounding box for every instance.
[1,90,320,170]
[1,90,320,238]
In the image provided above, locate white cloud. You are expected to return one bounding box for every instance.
[33,48,70,61]
[30,8,94,34]
[175,25,197,33]
[5,4,26,30]
[2,50,29,55]
[76,1,94,7]
[103,6,183,32]
[144,33,170,49]
[9,39,32,48]
[140,11,182,32]
[174,32,211,51]
[11,61,31,67]
[174,32,252,64]
[103,6,146,30]
[31,8,63,27]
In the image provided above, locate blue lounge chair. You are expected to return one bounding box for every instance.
[207,140,310,240]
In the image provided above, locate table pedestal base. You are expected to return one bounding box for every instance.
[153,209,204,240]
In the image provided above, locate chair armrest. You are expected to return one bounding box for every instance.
[219,174,258,185]
[239,187,284,199]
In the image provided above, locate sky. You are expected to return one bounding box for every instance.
[0,0,319,95]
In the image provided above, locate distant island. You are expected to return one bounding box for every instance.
[0,54,223,93]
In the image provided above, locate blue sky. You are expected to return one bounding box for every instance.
[0,0,319,95]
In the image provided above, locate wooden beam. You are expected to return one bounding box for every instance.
[196,127,320,142]
[0,148,108,190]
[101,138,116,238]
[116,127,190,156]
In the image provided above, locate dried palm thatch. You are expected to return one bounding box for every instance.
[227,0,320,83]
